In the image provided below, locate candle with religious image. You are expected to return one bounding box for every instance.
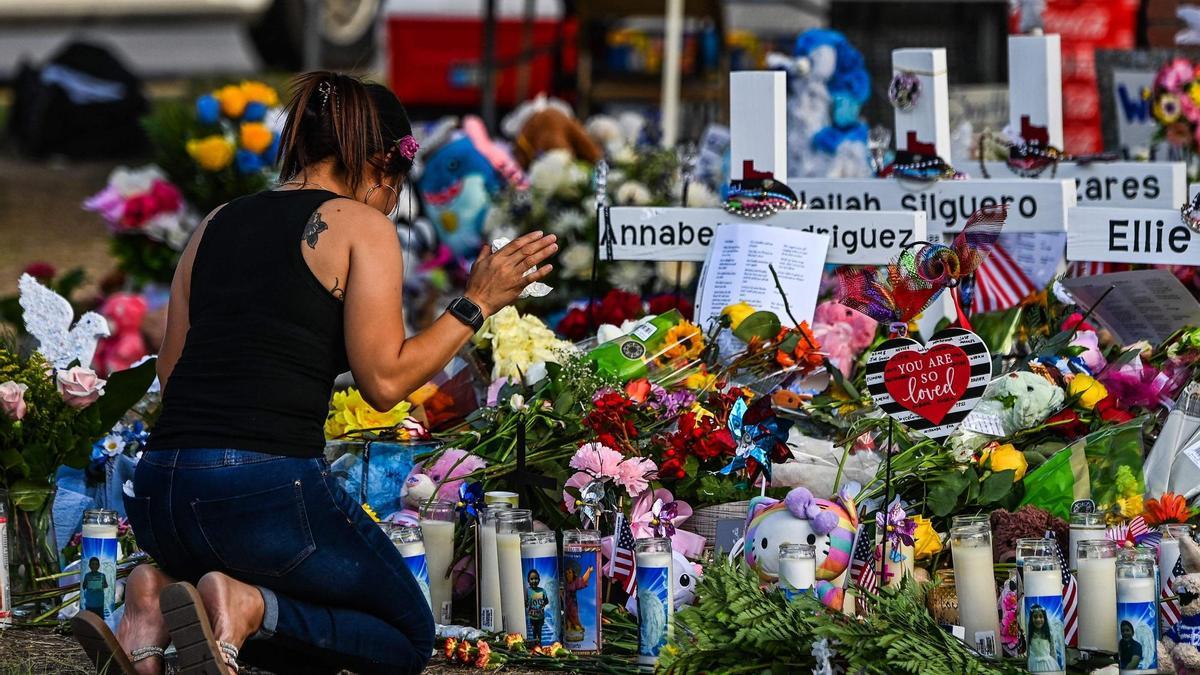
[0,495,9,627]
[1015,538,1055,633]
[635,538,674,668]
[386,524,431,612]
[1076,539,1118,652]
[520,531,559,646]
[778,543,816,599]
[420,501,455,624]
[1116,550,1158,674]
[1069,512,1106,571]
[1022,556,1066,675]
[477,507,510,632]
[496,509,533,637]
[562,529,602,653]
[80,509,119,618]
[950,524,1000,657]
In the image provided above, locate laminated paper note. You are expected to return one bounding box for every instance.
[1061,269,1200,345]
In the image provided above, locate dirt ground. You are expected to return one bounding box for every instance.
[0,154,121,298]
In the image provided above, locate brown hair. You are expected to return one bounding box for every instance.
[276,71,414,195]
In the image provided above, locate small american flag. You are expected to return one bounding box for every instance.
[1163,556,1187,628]
[1047,531,1079,646]
[609,513,637,594]
[972,243,1037,314]
[849,526,877,594]
[1068,261,1131,277]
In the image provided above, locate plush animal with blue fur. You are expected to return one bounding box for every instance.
[770,29,871,178]
[1160,535,1200,673]
[418,134,504,259]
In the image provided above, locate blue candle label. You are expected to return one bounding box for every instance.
[1023,594,1066,673]
[522,555,560,647]
[80,535,118,618]
[562,547,601,652]
[1117,600,1158,672]
[636,563,673,662]
[401,552,432,612]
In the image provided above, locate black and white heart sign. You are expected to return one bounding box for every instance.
[864,327,992,439]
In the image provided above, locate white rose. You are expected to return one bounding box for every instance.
[615,181,653,206]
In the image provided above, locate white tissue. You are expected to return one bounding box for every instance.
[491,237,553,298]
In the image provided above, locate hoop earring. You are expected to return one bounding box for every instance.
[364,183,400,213]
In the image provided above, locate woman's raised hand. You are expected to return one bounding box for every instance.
[464,231,557,316]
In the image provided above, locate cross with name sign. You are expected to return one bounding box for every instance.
[971,34,1186,209]
[790,48,1077,235]
[1067,207,1200,266]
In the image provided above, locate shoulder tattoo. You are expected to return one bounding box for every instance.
[303,210,328,249]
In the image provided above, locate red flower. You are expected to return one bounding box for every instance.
[1096,396,1135,423]
[596,289,643,326]
[659,456,686,480]
[149,179,182,214]
[647,294,694,320]
[1062,312,1095,333]
[22,262,56,281]
[120,194,155,229]
[1046,409,1088,438]
[556,308,592,342]
[625,378,651,404]
[585,391,638,440]
[668,412,736,462]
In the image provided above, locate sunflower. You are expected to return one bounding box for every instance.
[659,321,705,362]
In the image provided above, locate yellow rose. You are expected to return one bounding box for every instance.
[721,302,756,330]
[684,369,715,391]
[186,135,234,172]
[979,443,1028,481]
[911,515,943,560]
[214,84,247,118]
[1068,374,1109,410]
[240,80,279,107]
[240,122,273,154]
[324,387,411,438]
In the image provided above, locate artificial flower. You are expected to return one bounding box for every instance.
[0,381,28,420]
[1144,492,1192,526]
[721,302,756,330]
[979,443,1027,481]
[876,500,916,551]
[684,367,715,391]
[214,84,248,118]
[195,94,220,125]
[239,80,279,107]
[660,321,704,362]
[443,638,459,659]
[187,135,235,172]
[911,514,942,559]
[97,434,125,457]
[239,122,273,154]
[1068,374,1108,410]
[57,366,106,409]
[1046,408,1087,438]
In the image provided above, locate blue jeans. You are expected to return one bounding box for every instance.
[125,449,434,674]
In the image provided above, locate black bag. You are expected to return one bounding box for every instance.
[7,41,149,158]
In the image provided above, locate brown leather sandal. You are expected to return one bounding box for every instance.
[159,582,237,675]
[71,610,163,674]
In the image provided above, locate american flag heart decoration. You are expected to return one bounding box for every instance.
[864,327,991,439]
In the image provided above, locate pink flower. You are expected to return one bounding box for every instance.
[148,179,182,214]
[82,185,125,228]
[562,472,594,513]
[56,366,106,409]
[0,381,29,420]
[1157,58,1195,92]
[569,442,625,478]
[615,456,656,497]
[1069,330,1106,373]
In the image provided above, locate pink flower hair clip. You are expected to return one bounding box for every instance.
[395,135,420,161]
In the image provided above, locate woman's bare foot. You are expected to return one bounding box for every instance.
[116,564,173,675]
[196,571,265,652]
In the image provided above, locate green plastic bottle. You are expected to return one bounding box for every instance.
[585,310,683,381]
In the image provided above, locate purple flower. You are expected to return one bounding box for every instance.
[876,500,916,549]
[649,498,678,538]
[83,186,125,229]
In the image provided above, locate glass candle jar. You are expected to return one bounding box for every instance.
[562,529,602,653]
[419,500,456,624]
[1115,551,1158,674]
[1069,512,1106,570]
[1022,556,1066,675]
[1076,539,1118,652]
[778,542,816,597]
[80,509,119,618]
[950,524,1000,657]
[496,509,533,637]
[520,531,559,646]
[388,524,431,611]
[634,537,674,669]
[477,507,510,632]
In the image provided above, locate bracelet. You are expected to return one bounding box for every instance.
[723,179,802,218]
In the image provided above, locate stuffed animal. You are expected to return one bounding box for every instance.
[397,448,487,522]
[93,293,148,376]
[418,133,504,259]
[946,371,1066,460]
[743,485,859,610]
[1160,535,1200,673]
[812,300,878,378]
[501,95,601,168]
[623,549,702,617]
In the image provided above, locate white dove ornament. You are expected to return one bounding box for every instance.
[18,273,110,370]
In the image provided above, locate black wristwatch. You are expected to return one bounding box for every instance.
[447,296,486,331]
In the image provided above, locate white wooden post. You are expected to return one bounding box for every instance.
[730,71,789,181]
[892,48,951,159]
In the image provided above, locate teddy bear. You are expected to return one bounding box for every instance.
[743,484,859,611]
[812,300,878,378]
[501,94,602,168]
[395,448,487,523]
[1160,534,1200,673]
[93,293,148,376]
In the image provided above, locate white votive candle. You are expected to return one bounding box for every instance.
[1116,551,1159,675]
[635,538,674,669]
[1022,556,1066,675]
[420,501,456,624]
[950,525,1000,657]
[497,509,533,637]
[1069,512,1106,571]
[387,524,431,611]
[477,507,508,632]
[778,542,816,597]
[1076,539,1118,652]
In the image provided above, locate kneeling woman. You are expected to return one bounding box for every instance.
[71,72,557,675]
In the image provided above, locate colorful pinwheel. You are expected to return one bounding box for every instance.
[718,398,793,484]
[876,500,916,563]
[1106,515,1162,551]
[455,481,484,523]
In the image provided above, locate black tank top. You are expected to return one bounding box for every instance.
[149,189,349,458]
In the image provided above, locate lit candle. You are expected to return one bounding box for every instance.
[1076,539,1118,651]
[477,507,510,632]
[562,529,602,653]
[420,501,456,624]
[1069,512,1106,571]
[950,524,1000,657]
[778,543,816,599]
[635,537,674,669]
[1022,556,1066,675]
[386,524,431,611]
[520,531,559,646]
[80,509,119,618]
[1116,550,1158,674]
[496,509,533,637]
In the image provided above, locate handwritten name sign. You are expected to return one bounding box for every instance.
[1066,207,1200,265]
[864,328,992,439]
[974,161,1184,209]
[600,207,925,264]
[789,178,1075,234]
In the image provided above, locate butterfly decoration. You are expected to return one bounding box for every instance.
[18,273,110,370]
[838,205,1007,335]
[1106,515,1162,551]
[875,499,916,563]
[718,397,793,484]
[455,481,485,523]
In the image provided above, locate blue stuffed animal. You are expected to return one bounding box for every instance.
[418,135,504,259]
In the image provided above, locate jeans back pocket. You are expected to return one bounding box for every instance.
[192,481,316,578]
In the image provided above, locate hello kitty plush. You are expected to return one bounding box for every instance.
[1160,535,1200,674]
[743,485,859,610]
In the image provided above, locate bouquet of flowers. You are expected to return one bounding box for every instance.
[1148,57,1200,164]
[84,165,198,287]
[143,80,282,213]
